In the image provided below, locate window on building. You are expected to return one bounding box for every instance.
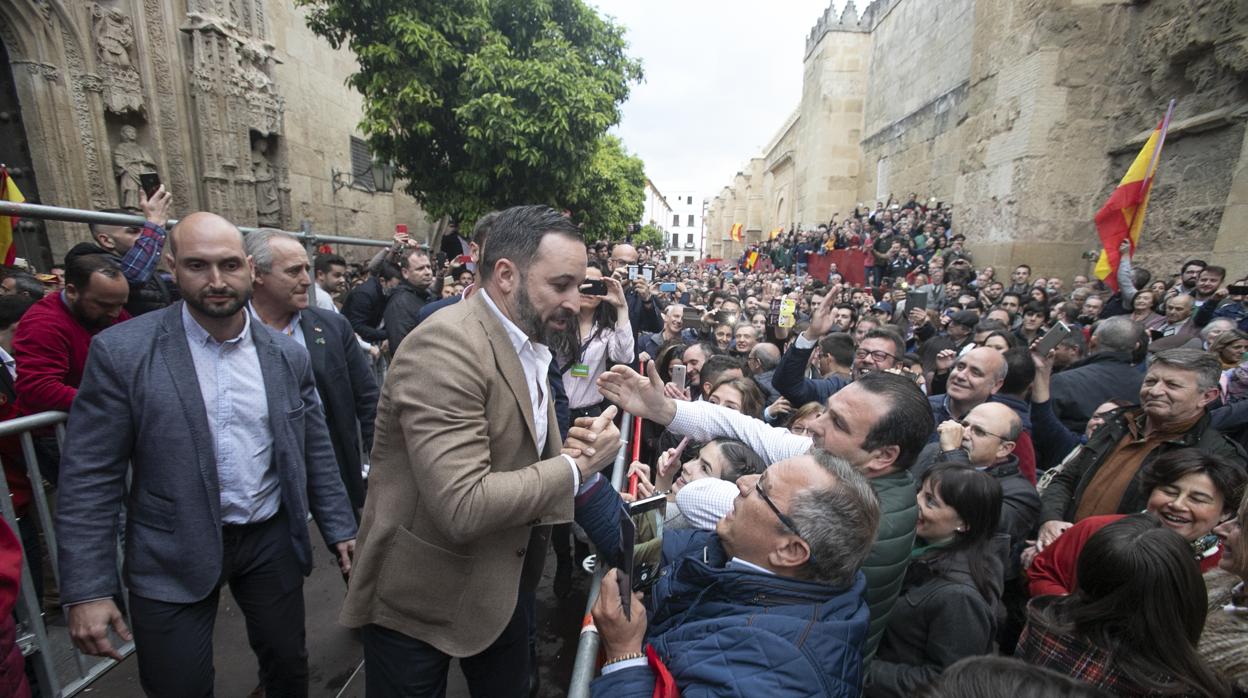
[350,136,375,190]
[686,233,694,246]
[685,256,694,263]
[687,196,693,205]
[671,233,679,248]
[672,214,680,227]
[687,214,695,227]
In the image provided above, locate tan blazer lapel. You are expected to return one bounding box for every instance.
[469,293,542,451]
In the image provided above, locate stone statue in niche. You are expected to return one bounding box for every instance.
[113,125,158,210]
[252,139,281,226]
[93,4,145,114]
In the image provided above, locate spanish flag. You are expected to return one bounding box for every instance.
[769,227,783,240]
[1093,102,1174,291]
[0,167,23,266]
[746,251,759,270]
[729,223,742,242]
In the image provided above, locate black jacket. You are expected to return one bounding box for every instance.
[382,281,436,351]
[1049,351,1143,432]
[298,308,378,519]
[1040,407,1248,523]
[867,544,1005,697]
[912,447,1041,554]
[342,277,388,344]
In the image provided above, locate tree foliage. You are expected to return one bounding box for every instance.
[299,0,644,223]
[631,223,666,251]
[567,135,645,243]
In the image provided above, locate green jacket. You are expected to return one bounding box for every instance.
[862,469,919,662]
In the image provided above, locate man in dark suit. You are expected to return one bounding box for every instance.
[55,213,358,696]
[245,228,380,519]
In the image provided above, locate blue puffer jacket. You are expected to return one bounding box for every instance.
[576,477,869,698]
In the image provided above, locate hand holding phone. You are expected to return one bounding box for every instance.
[1032,321,1072,357]
[579,279,608,296]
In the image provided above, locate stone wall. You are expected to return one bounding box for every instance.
[0,0,437,268]
[706,0,1248,282]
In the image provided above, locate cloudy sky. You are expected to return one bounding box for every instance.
[590,0,841,202]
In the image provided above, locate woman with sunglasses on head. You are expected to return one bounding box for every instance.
[1028,448,1245,598]
[866,464,1006,698]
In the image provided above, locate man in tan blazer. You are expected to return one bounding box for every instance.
[341,205,622,696]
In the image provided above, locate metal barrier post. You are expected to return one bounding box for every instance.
[567,411,633,698]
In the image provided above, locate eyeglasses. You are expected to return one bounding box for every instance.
[854,348,898,363]
[959,419,1013,442]
[753,477,814,563]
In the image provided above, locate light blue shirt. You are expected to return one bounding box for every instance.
[182,304,280,525]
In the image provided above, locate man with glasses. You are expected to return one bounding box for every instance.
[914,402,1040,550]
[596,367,933,661]
[772,284,906,405]
[571,449,881,696]
[608,242,662,337]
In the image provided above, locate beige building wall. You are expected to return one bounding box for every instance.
[707,0,1248,282]
[0,0,436,270]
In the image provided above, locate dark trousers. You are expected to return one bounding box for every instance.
[362,598,530,698]
[128,511,307,697]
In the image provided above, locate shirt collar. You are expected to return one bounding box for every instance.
[727,557,776,575]
[183,302,250,347]
[0,346,13,366]
[247,302,301,337]
[479,289,550,359]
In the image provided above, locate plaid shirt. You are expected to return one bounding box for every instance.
[1016,623,1175,696]
[117,221,166,284]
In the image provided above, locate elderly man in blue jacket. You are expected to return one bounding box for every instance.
[568,447,881,697]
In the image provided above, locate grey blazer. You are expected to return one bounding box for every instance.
[55,302,358,605]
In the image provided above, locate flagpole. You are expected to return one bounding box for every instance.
[1138,98,1176,198]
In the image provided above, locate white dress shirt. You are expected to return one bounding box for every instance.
[479,290,580,490]
[669,399,811,466]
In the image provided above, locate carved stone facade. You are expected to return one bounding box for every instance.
[0,0,436,266]
[707,0,1248,280]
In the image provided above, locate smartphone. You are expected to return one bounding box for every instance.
[1228,285,1248,296]
[579,279,608,296]
[627,264,639,281]
[906,291,928,312]
[641,265,655,283]
[659,282,678,293]
[670,364,687,389]
[1033,321,1072,356]
[139,171,161,199]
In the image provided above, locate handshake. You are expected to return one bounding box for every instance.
[562,405,624,481]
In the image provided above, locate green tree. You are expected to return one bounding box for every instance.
[631,223,666,251]
[299,0,643,223]
[567,135,646,242]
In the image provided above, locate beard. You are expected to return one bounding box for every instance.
[515,281,575,347]
[69,303,116,332]
[186,286,249,319]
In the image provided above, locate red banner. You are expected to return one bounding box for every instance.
[807,250,869,286]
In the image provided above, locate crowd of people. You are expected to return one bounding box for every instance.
[0,190,1245,698]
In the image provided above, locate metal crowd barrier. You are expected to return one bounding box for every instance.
[567,411,632,698]
[0,411,109,697]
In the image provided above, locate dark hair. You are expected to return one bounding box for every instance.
[0,294,35,329]
[834,302,858,323]
[818,332,855,367]
[479,205,583,282]
[974,319,1009,335]
[86,208,141,237]
[999,347,1035,396]
[1022,301,1047,317]
[1182,259,1207,272]
[377,261,403,283]
[1028,514,1228,696]
[685,340,721,360]
[313,253,347,276]
[1201,265,1226,280]
[863,326,905,358]
[701,354,744,391]
[64,254,122,290]
[855,372,934,471]
[579,262,618,346]
[710,376,765,419]
[471,211,500,247]
[1139,448,1247,517]
[921,656,1111,698]
[6,273,45,300]
[1000,291,1024,305]
[1015,264,1032,273]
[399,247,430,270]
[710,438,765,482]
[921,464,1004,602]
[655,341,687,383]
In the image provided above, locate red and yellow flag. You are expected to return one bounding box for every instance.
[0,167,23,266]
[746,251,759,269]
[1094,104,1173,291]
[729,223,743,242]
[769,227,783,240]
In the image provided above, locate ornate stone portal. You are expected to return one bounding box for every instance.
[112,124,156,209]
[91,4,144,115]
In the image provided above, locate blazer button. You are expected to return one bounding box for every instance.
[516,548,527,557]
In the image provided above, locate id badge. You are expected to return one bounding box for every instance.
[570,363,591,378]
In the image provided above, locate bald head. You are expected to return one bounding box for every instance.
[749,342,781,373]
[973,402,1021,440]
[167,212,245,258]
[962,401,1022,467]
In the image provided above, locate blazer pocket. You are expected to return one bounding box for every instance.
[377,526,474,627]
[285,401,306,420]
[129,490,176,533]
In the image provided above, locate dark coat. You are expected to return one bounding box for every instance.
[382,281,436,351]
[342,277,388,344]
[1049,351,1143,432]
[299,308,379,518]
[772,341,851,405]
[575,477,870,698]
[913,448,1040,553]
[866,545,1005,697]
[1040,407,1247,523]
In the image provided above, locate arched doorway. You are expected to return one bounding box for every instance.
[0,39,53,271]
